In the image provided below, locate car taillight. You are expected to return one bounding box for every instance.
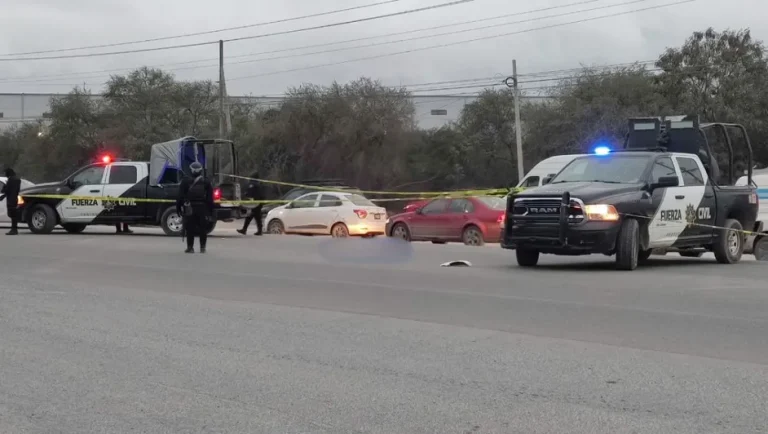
[497,213,505,224]
[354,209,368,219]
[17,195,24,205]
[213,188,222,201]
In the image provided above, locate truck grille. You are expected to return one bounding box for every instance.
[508,197,585,223]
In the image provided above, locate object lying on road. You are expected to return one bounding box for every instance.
[440,260,472,267]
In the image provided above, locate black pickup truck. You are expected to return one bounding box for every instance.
[502,116,759,270]
[19,137,243,236]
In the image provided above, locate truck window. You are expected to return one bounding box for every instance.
[676,157,705,186]
[651,157,677,182]
[72,166,106,186]
[108,165,138,184]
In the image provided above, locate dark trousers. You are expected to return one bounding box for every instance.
[183,213,208,249]
[7,206,18,232]
[241,205,263,233]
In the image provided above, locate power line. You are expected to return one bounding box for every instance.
[0,0,473,62]
[0,0,601,83]
[0,0,403,57]
[227,0,696,82]
[0,0,648,84]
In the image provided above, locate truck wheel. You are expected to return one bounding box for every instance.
[27,204,57,234]
[679,251,704,258]
[160,207,183,237]
[62,223,87,234]
[516,248,539,267]
[713,219,744,264]
[615,218,640,270]
[754,236,768,261]
[205,220,217,235]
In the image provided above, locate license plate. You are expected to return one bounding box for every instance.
[374,214,381,220]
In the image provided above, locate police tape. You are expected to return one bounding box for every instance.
[226,174,516,197]
[18,193,510,206]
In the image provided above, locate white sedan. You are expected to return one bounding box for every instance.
[0,177,34,223]
[265,191,388,237]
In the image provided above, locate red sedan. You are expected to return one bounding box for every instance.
[386,196,506,246]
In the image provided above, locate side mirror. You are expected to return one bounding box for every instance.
[542,176,553,185]
[651,176,679,190]
[415,207,424,214]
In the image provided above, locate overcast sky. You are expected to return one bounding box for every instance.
[0,0,764,96]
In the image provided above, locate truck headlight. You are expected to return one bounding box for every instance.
[584,204,619,221]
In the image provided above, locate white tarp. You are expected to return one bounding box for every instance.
[149,136,196,186]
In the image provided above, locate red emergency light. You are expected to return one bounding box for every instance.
[100,155,112,164]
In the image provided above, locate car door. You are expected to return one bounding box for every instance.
[283,193,319,233]
[316,194,344,234]
[446,198,474,241]
[57,164,108,223]
[409,198,450,239]
[673,155,714,244]
[101,163,144,222]
[647,156,687,248]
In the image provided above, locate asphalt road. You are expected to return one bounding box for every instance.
[0,226,766,433]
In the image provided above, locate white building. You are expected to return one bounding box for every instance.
[0,92,484,132]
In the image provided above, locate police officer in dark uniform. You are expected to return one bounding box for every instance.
[176,162,214,253]
[1,168,22,235]
[237,171,264,236]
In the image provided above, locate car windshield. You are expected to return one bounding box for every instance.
[549,154,651,184]
[345,194,375,206]
[477,196,506,209]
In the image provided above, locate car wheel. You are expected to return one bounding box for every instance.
[713,218,744,264]
[160,207,183,236]
[615,218,640,270]
[267,219,285,235]
[28,204,57,234]
[679,251,704,258]
[62,223,87,234]
[462,225,484,246]
[331,223,349,238]
[516,248,539,267]
[754,235,768,261]
[391,223,411,241]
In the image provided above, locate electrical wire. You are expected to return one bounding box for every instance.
[0,0,648,84]
[0,0,602,83]
[0,0,473,62]
[0,0,404,57]
[226,0,696,82]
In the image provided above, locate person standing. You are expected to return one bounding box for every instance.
[115,223,133,234]
[237,171,264,236]
[176,162,214,253]
[0,168,22,235]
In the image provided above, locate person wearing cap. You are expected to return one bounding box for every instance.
[176,162,214,253]
[0,167,21,235]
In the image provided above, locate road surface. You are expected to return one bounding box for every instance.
[0,226,766,433]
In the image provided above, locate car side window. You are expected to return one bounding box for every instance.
[108,165,138,184]
[421,199,449,214]
[283,189,307,201]
[448,199,473,213]
[651,157,677,183]
[318,194,342,207]
[72,166,106,186]
[522,176,540,187]
[676,157,705,186]
[291,194,317,208]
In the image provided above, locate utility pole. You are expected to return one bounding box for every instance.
[218,40,225,139]
[505,59,524,182]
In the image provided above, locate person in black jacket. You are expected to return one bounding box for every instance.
[0,168,22,235]
[237,171,264,236]
[176,162,214,253]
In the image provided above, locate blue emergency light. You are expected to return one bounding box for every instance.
[593,146,611,155]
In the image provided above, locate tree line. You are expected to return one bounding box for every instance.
[1,27,766,196]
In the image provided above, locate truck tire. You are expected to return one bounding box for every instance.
[615,218,640,270]
[27,204,57,234]
[713,219,744,264]
[516,248,539,267]
[160,207,183,237]
[754,236,768,261]
[205,220,217,235]
[62,223,87,234]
